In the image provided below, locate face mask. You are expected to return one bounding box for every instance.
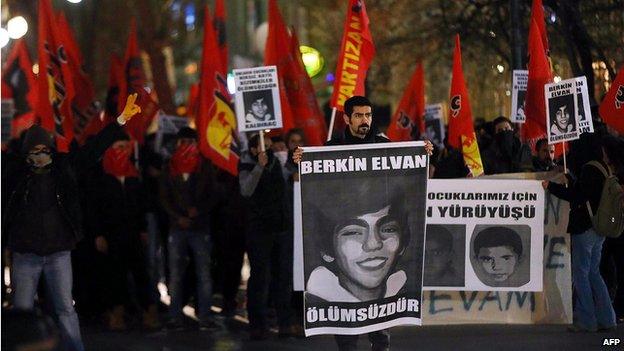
[102,147,139,177]
[170,143,200,176]
[274,150,288,166]
[495,130,516,157]
[28,150,52,169]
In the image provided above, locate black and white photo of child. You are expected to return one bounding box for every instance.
[243,89,275,124]
[423,224,465,287]
[548,95,576,137]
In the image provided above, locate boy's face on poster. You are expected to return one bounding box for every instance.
[425,237,453,280]
[476,246,519,282]
[555,107,570,130]
[332,205,402,289]
[251,98,269,119]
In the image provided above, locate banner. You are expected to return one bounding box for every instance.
[598,65,624,134]
[545,78,579,144]
[424,103,445,150]
[511,70,528,123]
[574,76,594,134]
[423,172,571,325]
[424,179,544,292]
[233,66,283,132]
[300,142,428,336]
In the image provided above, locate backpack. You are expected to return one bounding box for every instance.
[584,161,624,238]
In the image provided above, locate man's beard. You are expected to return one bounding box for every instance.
[356,124,370,135]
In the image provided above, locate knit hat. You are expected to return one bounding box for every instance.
[21,125,54,155]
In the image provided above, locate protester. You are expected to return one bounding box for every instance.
[93,132,160,330]
[159,127,220,331]
[239,133,296,340]
[481,116,533,174]
[543,132,617,332]
[293,96,433,351]
[3,94,141,351]
[532,138,556,172]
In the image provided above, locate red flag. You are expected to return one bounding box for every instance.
[528,0,549,56]
[213,0,228,76]
[329,0,376,111]
[119,19,158,144]
[197,6,239,175]
[523,18,553,142]
[264,0,327,145]
[36,0,76,152]
[386,62,425,141]
[57,13,100,144]
[448,35,483,176]
[1,39,38,137]
[186,83,200,118]
[599,65,624,134]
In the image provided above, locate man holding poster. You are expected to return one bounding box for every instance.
[293,96,432,351]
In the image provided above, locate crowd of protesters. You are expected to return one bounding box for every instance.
[1,94,623,351]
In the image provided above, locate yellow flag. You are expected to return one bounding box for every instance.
[461,133,484,177]
[207,94,236,159]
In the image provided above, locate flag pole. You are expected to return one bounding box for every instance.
[327,107,337,142]
[562,141,568,188]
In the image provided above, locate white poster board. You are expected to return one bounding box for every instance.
[233,66,283,132]
[511,70,528,123]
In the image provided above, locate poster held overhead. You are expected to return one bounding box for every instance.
[424,104,445,149]
[545,78,579,144]
[233,66,283,132]
[511,70,528,123]
[574,76,594,134]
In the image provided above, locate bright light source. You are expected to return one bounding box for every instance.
[66,0,83,3]
[32,63,39,74]
[496,64,504,73]
[553,75,562,83]
[227,73,236,94]
[505,90,511,96]
[0,28,9,48]
[7,16,28,39]
[299,45,324,78]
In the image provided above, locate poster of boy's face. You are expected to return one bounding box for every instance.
[548,95,576,136]
[423,224,465,287]
[243,89,274,122]
[470,225,530,287]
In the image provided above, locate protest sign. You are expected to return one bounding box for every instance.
[423,172,572,325]
[424,179,544,292]
[233,66,282,132]
[545,78,579,144]
[574,76,594,134]
[424,103,445,149]
[511,70,528,123]
[299,142,428,336]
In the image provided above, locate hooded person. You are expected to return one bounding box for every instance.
[93,130,160,331]
[159,127,220,331]
[481,116,533,175]
[3,94,142,351]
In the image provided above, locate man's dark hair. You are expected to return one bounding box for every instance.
[473,226,523,257]
[492,116,513,131]
[176,127,197,140]
[285,128,305,145]
[344,95,372,118]
[535,138,548,153]
[271,135,285,144]
[426,225,454,253]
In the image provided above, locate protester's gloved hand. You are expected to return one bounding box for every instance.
[424,140,434,156]
[292,147,303,164]
[95,236,108,254]
[117,93,141,125]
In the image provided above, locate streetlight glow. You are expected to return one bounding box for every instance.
[7,16,28,39]
[66,0,83,3]
[0,28,9,48]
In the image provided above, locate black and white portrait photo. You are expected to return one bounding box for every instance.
[546,79,580,143]
[469,225,531,288]
[423,224,465,287]
[243,89,274,124]
[300,143,427,335]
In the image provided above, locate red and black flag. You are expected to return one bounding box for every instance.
[36,0,76,152]
[599,65,624,134]
[197,6,239,175]
[118,19,158,144]
[213,0,228,76]
[1,39,37,137]
[386,62,425,142]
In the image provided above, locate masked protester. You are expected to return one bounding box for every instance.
[159,127,220,331]
[481,116,533,175]
[93,133,160,331]
[3,93,142,351]
[292,96,434,351]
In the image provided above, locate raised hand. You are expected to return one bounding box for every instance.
[119,93,142,123]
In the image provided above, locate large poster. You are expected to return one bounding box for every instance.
[424,179,544,291]
[424,103,445,150]
[233,66,282,132]
[299,142,428,336]
[574,76,594,134]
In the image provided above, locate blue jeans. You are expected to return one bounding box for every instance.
[571,228,616,330]
[12,251,85,351]
[168,229,212,322]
